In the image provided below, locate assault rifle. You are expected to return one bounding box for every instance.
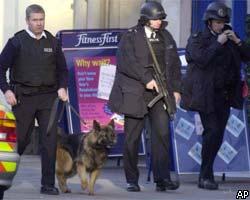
[145,37,176,120]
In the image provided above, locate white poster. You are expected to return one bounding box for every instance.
[226,114,245,138]
[175,118,195,140]
[218,141,238,164]
[188,142,202,165]
[97,64,116,100]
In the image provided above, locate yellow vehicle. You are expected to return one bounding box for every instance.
[0,104,20,199]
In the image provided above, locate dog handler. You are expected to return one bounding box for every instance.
[108,1,181,192]
[0,4,68,195]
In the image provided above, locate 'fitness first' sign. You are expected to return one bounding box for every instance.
[60,31,119,49]
[75,32,118,47]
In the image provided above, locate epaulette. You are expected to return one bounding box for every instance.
[192,32,201,38]
[127,27,138,33]
[44,30,55,38]
[14,30,25,36]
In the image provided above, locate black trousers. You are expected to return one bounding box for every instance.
[198,92,231,180]
[12,92,58,187]
[123,100,170,184]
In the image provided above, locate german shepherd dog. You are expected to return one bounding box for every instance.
[56,120,116,195]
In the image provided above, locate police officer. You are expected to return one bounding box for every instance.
[0,4,68,195]
[181,2,250,190]
[108,1,181,192]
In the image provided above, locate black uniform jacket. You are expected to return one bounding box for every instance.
[181,25,250,114]
[108,23,181,118]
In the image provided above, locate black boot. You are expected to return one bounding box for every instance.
[156,181,166,192]
[126,183,140,192]
[198,178,218,190]
[40,185,59,195]
[156,180,179,191]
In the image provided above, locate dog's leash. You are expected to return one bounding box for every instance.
[47,97,86,135]
[59,101,87,126]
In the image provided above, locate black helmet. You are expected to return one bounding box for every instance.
[140,1,167,20]
[203,2,231,23]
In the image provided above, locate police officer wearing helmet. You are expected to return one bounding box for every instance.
[0,4,68,195]
[181,2,250,190]
[109,1,181,192]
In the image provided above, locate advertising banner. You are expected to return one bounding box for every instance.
[58,29,145,156]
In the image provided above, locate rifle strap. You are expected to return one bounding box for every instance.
[145,36,163,75]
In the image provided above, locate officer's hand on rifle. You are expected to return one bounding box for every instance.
[146,79,159,92]
[4,90,17,106]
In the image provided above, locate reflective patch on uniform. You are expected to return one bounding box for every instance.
[0,161,17,172]
[44,48,53,52]
[149,38,159,42]
[0,142,14,152]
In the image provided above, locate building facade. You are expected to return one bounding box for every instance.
[1,0,250,49]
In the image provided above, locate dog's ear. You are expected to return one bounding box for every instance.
[93,120,101,131]
[108,119,115,129]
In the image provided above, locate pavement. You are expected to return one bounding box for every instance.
[3,155,250,200]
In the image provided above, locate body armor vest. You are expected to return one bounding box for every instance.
[11,30,57,87]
